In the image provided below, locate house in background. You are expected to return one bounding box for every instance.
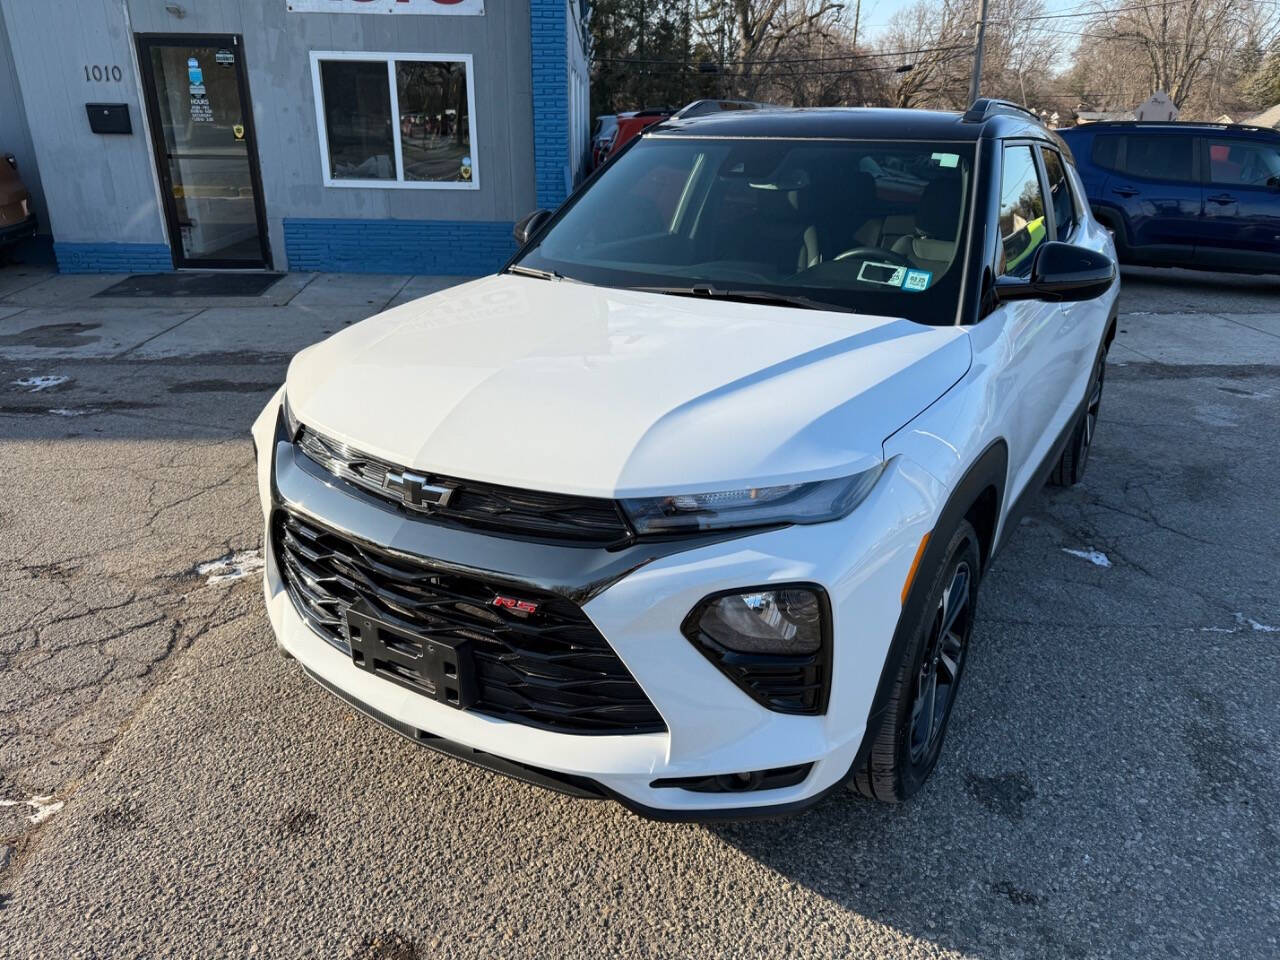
[0,0,590,274]
[1245,104,1280,129]
[1073,109,1137,125]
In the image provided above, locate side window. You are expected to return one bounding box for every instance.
[1120,135,1193,182]
[1092,135,1121,171]
[997,146,1047,278]
[1206,138,1280,187]
[1041,148,1079,240]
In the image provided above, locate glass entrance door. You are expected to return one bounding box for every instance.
[137,35,269,268]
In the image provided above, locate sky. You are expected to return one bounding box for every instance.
[856,0,1078,42]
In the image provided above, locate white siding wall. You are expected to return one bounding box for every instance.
[566,0,589,184]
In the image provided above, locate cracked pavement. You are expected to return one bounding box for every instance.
[0,265,1278,958]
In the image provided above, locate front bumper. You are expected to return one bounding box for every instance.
[252,391,944,817]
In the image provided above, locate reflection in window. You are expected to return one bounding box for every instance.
[1041,149,1078,240]
[998,146,1046,278]
[1206,139,1280,187]
[319,60,395,180]
[313,54,477,188]
[397,61,471,183]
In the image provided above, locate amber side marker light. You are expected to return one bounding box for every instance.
[901,532,932,605]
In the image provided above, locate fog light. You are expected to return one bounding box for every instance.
[696,588,823,655]
[681,584,831,714]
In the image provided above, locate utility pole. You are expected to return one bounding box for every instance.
[852,0,861,49]
[968,0,989,104]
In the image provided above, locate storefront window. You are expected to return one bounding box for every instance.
[319,60,395,181]
[311,53,477,189]
[397,61,471,183]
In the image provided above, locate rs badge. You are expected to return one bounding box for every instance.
[492,595,539,616]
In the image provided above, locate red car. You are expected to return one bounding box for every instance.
[603,109,671,162]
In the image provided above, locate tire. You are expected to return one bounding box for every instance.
[851,520,981,802]
[1050,348,1106,487]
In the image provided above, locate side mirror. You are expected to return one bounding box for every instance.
[1267,175,1280,191]
[513,209,551,246]
[994,241,1115,304]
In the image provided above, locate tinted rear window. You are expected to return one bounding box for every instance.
[1092,135,1121,170]
[1120,134,1194,182]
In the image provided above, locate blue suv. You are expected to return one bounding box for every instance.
[1058,122,1280,273]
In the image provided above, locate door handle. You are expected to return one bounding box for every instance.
[1207,194,1236,205]
[1111,185,1138,197]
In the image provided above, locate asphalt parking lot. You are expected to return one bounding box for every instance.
[1,265,1277,959]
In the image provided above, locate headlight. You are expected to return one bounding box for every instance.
[281,391,301,441]
[621,463,884,535]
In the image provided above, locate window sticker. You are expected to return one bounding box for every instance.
[857,261,907,287]
[931,152,959,169]
[903,269,932,292]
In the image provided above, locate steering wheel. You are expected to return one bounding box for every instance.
[833,246,913,266]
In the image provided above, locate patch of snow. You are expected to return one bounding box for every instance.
[1234,612,1278,633]
[1199,626,1236,634]
[0,795,64,824]
[11,375,68,392]
[197,549,265,585]
[47,408,93,417]
[1062,548,1111,568]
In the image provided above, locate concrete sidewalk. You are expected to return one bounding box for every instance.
[2,263,1280,368]
[0,267,471,361]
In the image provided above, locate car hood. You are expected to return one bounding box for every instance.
[285,274,971,498]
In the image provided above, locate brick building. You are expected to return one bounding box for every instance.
[0,0,589,274]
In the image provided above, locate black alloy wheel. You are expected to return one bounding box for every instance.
[1052,349,1107,487]
[852,520,981,802]
[909,559,972,764]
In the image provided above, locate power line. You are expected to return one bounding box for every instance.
[594,42,970,68]
[992,0,1216,24]
[1032,23,1256,48]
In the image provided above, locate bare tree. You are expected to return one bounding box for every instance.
[696,0,845,99]
[978,0,1061,106]
[878,0,973,108]
[1088,0,1254,108]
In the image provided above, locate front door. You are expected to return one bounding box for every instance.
[137,35,269,269]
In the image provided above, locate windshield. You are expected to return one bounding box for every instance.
[512,136,974,324]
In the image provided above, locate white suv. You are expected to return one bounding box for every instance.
[252,100,1118,818]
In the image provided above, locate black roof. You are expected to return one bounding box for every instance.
[649,105,1055,144]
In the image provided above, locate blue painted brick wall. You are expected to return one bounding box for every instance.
[283,219,516,274]
[530,0,569,210]
[53,243,173,274]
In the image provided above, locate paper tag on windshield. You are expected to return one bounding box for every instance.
[857,261,907,287]
[903,269,932,292]
[932,152,959,168]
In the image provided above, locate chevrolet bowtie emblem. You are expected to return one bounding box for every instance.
[383,470,454,509]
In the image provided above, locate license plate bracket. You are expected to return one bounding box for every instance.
[343,604,477,710]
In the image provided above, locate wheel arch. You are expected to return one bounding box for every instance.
[848,439,1008,778]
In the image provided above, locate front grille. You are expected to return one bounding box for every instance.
[295,427,632,545]
[274,510,665,735]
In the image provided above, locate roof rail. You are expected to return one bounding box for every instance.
[962,98,1042,124]
[671,98,779,120]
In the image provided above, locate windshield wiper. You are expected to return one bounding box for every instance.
[506,264,565,281]
[630,284,853,314]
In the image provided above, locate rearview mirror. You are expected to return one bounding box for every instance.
[513,209,551,246]
[994,241,1115,304]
